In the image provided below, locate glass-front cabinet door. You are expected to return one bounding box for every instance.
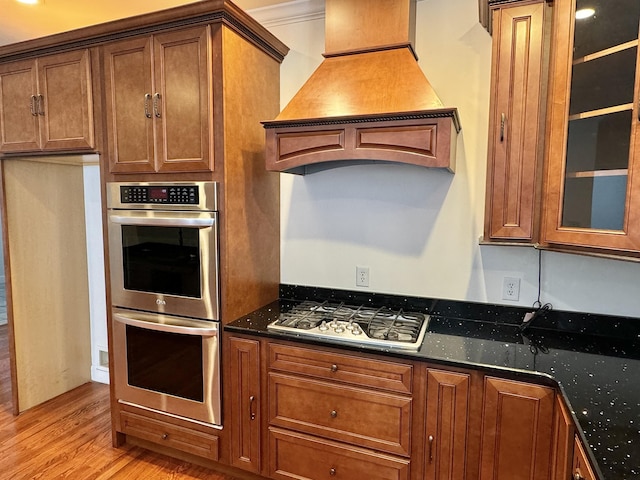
[543,0,640,252]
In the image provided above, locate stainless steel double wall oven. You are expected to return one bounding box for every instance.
[107,181,221,426]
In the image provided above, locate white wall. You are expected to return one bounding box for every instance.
[254,0,640,319]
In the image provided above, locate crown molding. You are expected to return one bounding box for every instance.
[247,0,325,28]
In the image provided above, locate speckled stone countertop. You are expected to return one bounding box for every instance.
[225,285,640,480]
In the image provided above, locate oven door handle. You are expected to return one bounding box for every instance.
[109,215,214,228]
[113,311,218,337]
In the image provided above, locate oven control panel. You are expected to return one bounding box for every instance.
[120,185,199,205]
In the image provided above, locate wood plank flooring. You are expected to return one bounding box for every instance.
[0,324,240,479]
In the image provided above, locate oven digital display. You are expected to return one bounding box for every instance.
[149,187,168,200]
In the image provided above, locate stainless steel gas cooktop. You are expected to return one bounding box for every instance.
[267,300,429,351]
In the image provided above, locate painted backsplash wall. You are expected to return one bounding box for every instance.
[257,0,640,319]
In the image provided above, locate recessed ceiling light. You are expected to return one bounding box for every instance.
[16,0,41,4]
[575,8,595,19]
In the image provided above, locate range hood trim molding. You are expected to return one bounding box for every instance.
[262,108,461,134]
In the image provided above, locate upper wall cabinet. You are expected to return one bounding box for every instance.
[484,0,550,242]
[543,0,640,253]
[0,49,94,153]
[103,26,212,174]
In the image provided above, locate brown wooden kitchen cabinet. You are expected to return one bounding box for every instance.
[551,395,575,480]
[542,0,640,253]
[484,0,550,242]
[227,336,262,474]
[266,341,414,479]
[479,377,555,480]
[423,368,473,480]
[0,49,94,153]
[103,25,212,174]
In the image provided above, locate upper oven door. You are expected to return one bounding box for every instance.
[108,209,219,321]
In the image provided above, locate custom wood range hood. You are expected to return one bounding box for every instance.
[262,0,461,174]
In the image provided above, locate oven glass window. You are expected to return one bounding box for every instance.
[121,225,200,298]
[126,325,204,402]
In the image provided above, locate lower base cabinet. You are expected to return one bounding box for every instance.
[424,368,473,480]
[479,377,555,480]
[269,428,410,480]
[218,335,591,480]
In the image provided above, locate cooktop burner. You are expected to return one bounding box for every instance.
[267,300,429,350]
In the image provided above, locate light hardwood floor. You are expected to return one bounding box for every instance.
[0,325,240,479]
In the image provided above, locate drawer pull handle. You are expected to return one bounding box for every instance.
[330,364,338,372]
[329,468,336,476]
[330,410,338,418]
[428,435,435,463]
[162,433,168,440]
[249,395,256,420]
[500,113,506,142]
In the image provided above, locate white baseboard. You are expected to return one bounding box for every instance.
[91,366,110,384]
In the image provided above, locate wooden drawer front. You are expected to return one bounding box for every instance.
[269,428,410,480]
[269,373,412,456]
[268,342,413,394]
[120,411,219,461]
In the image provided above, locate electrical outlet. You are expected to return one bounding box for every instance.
[502,276,521,301]
[356,266,370,287]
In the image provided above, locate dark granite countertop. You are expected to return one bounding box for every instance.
[225,285,640,480]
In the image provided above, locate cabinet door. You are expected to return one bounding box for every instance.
[0,59,39,152]
[543,0,640,251]
[551,395,574,480]
[153,26,213,173]
[37,49,94,150]
[228,336,261,473]
[424,369,470,480]
[572,436,597,480]
[484,1,548,241]
[103,36,156,173]
[479,377,555,480]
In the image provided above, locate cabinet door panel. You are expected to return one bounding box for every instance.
[103,36,155,173]
[0,60,39,152]
[485,2,547,241]
[543,0,640,251]
[228,336,261,473]
[425,369,470,480]
[38,49,94,150]
[480,377,554,480]
[153,26,213,173]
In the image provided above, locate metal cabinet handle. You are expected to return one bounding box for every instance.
[249,395,256,420]
[144,93,152,118]
[500,113,506,142]
[30,95,38,116]
[37,94,44,115]
[330,364,338,372]
[574,473,585,480]
[428,435,434,463]
[329,468,336,476]
[162,433,168,440]
[330,410,338,418]
[153,92,161,118]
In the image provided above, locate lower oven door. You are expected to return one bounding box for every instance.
[112,308,221,426]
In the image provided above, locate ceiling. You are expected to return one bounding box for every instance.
[0,0,288,46]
